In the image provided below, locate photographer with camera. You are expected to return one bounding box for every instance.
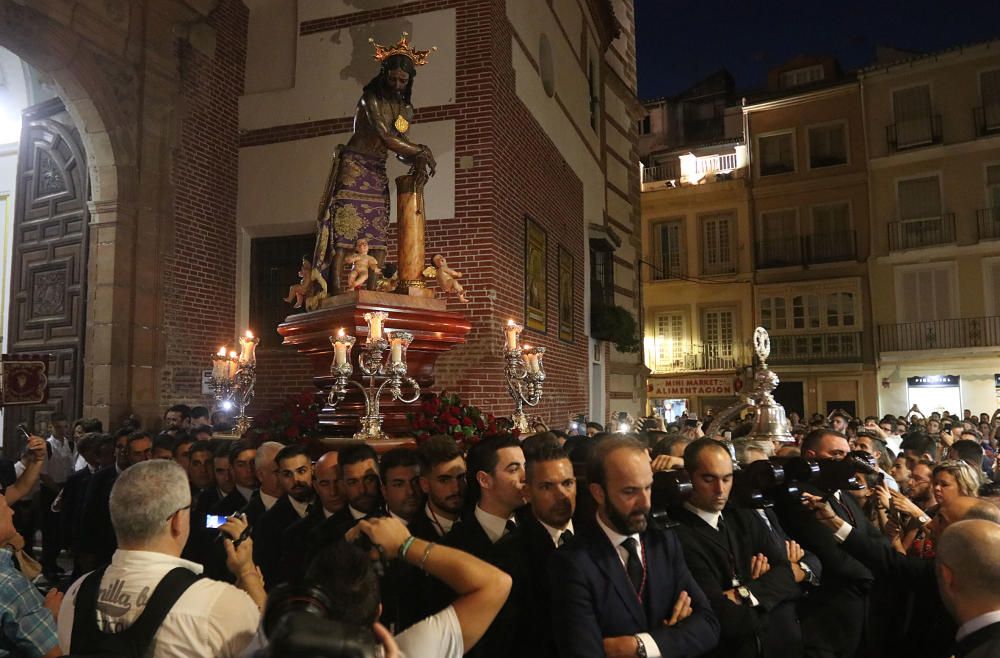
[249,515,511,658]
[672,439,801,658]
[57,460,261,657]
[771,429,886,658]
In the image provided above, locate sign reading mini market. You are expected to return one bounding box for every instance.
[649,376,735,398]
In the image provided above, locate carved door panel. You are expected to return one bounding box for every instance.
[5,97,89,439]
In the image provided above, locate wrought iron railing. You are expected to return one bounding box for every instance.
[755,231,857,269]
[977,207,1000,241]
[974,105,1000,137]
[878,316,1000,352]
[886,114,942,152]
[652,342,743,373]
[888,213,955,251]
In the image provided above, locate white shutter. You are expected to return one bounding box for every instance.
[893,85,933,146]
[898,176,941,220]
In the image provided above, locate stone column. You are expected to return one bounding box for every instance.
[395,174,429,296]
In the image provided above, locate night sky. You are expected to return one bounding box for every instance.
[636,0,1000,100]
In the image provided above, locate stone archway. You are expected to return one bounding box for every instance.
[0,1,140,430]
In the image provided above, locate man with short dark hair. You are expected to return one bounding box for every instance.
[949,439,986,478]
[152,435,175,460]
[309,444,383,553]
[901,432,938,470]
[520,442,576,657]
[773,429,885,658]
[162,405,191,435]
[550,436,719,657]
[212,441,258,518]
[410,435,466,540]
[829,410,850,434]
[277,450,342,585]
[253,444,316,588]
[380,448,424,524]
[189,406,211,429]
[186,441,215,496]
[673,439,800,657]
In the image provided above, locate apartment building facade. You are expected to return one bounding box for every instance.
[640,74,753,421]
[861,41,1000,415]
[744,61,879,419]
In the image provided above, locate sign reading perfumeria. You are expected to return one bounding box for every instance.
[649,376,735,398]
[907,375,960,388]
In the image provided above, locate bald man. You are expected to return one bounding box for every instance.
[936,520,1000,658]
[802,495,1000,658]
[277,450,342,584]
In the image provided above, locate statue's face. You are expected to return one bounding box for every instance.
[386,67,409,98]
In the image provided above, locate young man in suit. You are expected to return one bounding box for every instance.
[442,435,528,658]
[241,441,284,527]
[673,439,801,658]
[252,444,315,589]
[211,441,258,518]
[936,519,1000,658]
[307,443,383,556]
[549,436,720,658]
[277,450,341,584]
[410,435,466,540]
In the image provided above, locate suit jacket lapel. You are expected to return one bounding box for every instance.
[585,527,645,627]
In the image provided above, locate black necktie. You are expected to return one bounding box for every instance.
[559,529,574,546]
[504,518,518,536]
[717,515,727,534]
[622,537,643,594]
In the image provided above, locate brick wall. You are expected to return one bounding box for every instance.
[161,0,248,411]
[244,0,592,427]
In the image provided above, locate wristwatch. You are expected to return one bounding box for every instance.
[798,560,818,585]
[634,634,647,658]
[737,585,752,602]
[917,514,931,526]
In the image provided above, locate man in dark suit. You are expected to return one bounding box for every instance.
[307,443,383,557]
[442,435,529,658]
[409,435,467,541]
[772,429,884,658]
[181,440,217,565]
[210,441,258,518]
[253,444,316,589]
[277,450,342,584]
[77,431,151,571]
[520,441,577,658]
[937,519,1000,658]
[673,439,801,658]
[240,441,284,528]
[549,435,720,658]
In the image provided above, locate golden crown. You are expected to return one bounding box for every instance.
[369,32,436,66]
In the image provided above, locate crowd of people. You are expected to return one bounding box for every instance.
[0,402,998,657]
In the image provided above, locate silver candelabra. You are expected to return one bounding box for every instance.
[502,320,546,433]
[326,311,421,441]
[210,331,259,435]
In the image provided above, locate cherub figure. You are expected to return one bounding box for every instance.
[425,253,468,303]
[284,256,327,309]
[345,238,381,290]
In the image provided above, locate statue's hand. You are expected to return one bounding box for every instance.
[419,145,436,177]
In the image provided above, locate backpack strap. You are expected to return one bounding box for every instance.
[70,566,202,657]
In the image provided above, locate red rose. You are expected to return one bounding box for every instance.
[298,392,315,407]
[447,416,460,426]
[285,426,301,439]
[462,416,474,426]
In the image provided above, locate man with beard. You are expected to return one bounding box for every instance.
[410,435,466,540]
[381,449,423,523]
[308,443,383,555]
[252,444,315,589]
[549,436,719,657]
[277,450,343,585]
[520,442,577,657]
[442,435,528,658]
[672,439,800,658]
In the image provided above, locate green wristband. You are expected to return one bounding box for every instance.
[398,535,416,561]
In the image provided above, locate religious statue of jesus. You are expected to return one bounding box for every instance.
[311,33,437,295]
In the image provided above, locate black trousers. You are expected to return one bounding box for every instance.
[39,486,62,571]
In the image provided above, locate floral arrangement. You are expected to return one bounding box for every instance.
[407,392,501,447]
[247,391,322,446]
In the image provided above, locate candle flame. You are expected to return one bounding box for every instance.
[523,344,531,350]
[217,347,227,356]
[507,319,514,326]
[245,330,254,339]
[337,328,345,338]
[229,350,238,359]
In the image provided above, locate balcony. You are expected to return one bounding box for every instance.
[755,231,857,269]
[769,332,863,364]
[977,207,1000,241]
[651,342,743,373]
[888,214,955,251]
[886,114,942,152]
[878,316,1000,352]
[974,105,1000,138]
[642,161,680,184]
[755,236,802,269]
[804,231,857,263]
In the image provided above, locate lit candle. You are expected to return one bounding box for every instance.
[365,311,387,342]
[228,350,239,379]
[504,319,521,351]
[390,336,403,364]
[212,347,228,380]
[239,330,259,366]
[523,346,539,373]
[334,329,348,366]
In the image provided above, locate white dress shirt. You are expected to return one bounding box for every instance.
[681,503,759,606]
[235,485,254,502]
[539,519,575,547]
[425,503,455,536]
[348,505,367,521]
[474,506,515,544]
[43,436,77,484]
[288,496,313,519]
[259,492,278,511]
[389,511,410,526]
[956,610,1000,641]
[58,550,259,658]
[595,513,661,658]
